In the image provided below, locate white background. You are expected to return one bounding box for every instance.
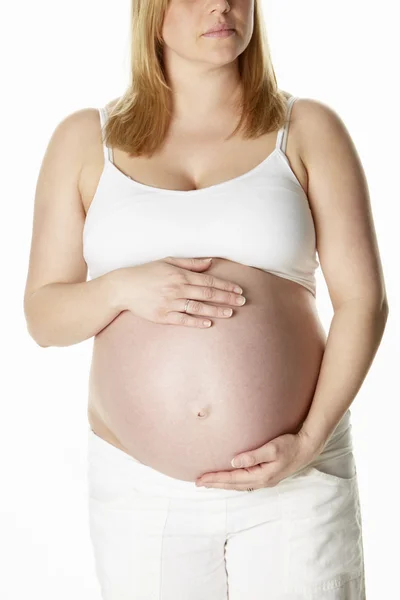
[2,1,399,598]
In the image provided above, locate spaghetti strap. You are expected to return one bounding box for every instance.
[98,107,114,163]
[275,96,298,154]
[84,97,318,297]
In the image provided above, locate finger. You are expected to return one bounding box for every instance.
[166,311,214,328]
[181,283,246,309]
[190,272,243,295]
[200,471,282,490]
[197,464,266,486]
[174,298,235,320]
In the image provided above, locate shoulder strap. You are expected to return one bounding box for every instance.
[98,107,114,163]
[275,95,298,153]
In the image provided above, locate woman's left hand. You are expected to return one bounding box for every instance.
[195,429,323,490]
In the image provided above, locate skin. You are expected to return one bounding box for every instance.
[161,0,254,123]
[24,0,387,487]
[86,2,386,483]
[83,0,327,482]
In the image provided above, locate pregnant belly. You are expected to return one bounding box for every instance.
[87,259,326,482]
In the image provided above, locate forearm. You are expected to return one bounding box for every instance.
[24,270,124,348]
[300,299,389,451]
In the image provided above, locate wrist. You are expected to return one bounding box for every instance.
[103,269,128,312]
[298,426,325,456]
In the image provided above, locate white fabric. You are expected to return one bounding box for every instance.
[86,408,365,599]
[83,96,319,296]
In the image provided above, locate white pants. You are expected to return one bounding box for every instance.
[87,409,365,599]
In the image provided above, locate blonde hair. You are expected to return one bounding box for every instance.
[103,0,290,158]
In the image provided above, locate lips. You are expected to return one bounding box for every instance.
[204,24,235,34]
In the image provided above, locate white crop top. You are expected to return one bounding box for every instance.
[83,95,320,296]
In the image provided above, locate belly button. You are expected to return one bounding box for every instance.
[188,399,212,419]
[192,405,211,419]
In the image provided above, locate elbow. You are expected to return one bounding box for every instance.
[377,296,389,322]
[24,294,52,348]
[25,322,51,348]
[24,311,51,348]
[382,299,389,317]
[373,298,389,321]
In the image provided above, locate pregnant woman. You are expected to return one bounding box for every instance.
[24,0,388,598]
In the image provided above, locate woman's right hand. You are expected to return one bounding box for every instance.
[112,256,247,328]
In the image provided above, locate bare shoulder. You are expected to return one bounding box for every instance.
[70,106,103,145]
[290,97,356,166]
[76,96,121,158]
[291,97,368,211]
[33,106,102,206]
[60,98,120,151]
[55,106,101,145]
[290,96,363,199]
[47,106,104,176]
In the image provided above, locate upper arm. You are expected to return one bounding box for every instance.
[296,98,389,312]
[24,109,91,307]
